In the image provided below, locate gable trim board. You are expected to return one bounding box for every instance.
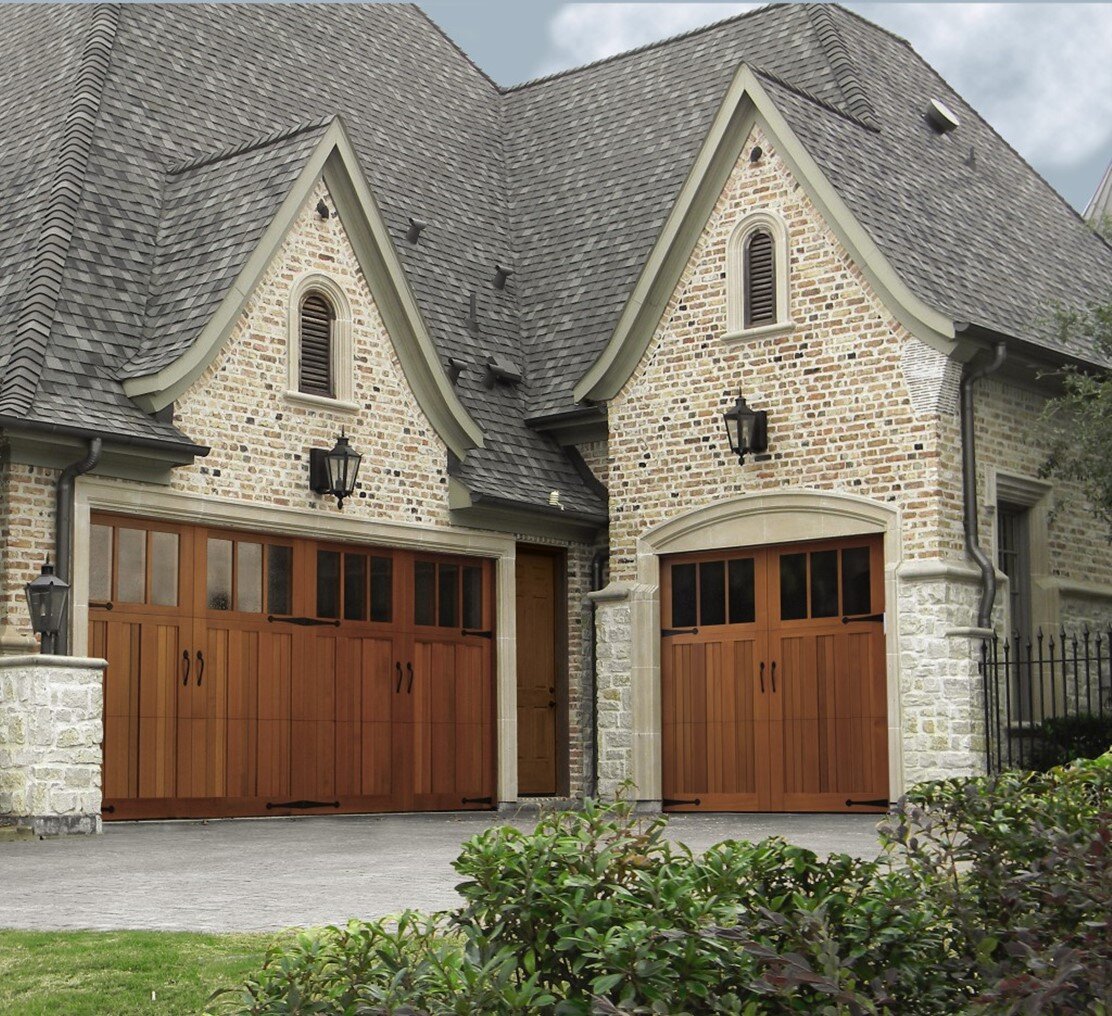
[573,64,961,406]
[122,117,485,460]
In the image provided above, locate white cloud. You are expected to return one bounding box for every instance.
[858,3,1112,167]
[536,3,758,75]
[537,3,1112,169]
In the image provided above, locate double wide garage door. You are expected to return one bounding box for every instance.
[662,535,888,813]
[88,515,495,820]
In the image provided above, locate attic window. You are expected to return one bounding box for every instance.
[299,292,335,396]
[287,272,355,409]
[744,231,776,327]
[726,211,793,340]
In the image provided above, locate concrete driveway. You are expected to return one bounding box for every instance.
[0,811,883,932]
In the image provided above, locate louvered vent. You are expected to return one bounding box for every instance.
[744,231,776,327]
[299,292,334,396]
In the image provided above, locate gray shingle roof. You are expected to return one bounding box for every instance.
[1,3,1109,516]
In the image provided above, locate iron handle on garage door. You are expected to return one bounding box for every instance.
[181,649,191,686]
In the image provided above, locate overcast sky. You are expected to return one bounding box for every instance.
[422,2,1112,212]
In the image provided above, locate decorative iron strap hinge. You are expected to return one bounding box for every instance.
[266,800,341,810]
[461,628,493,639]
[663,797,702,806]
[662,627,699,637]
[845,798,891,808]
[266,615,341,627]
[841,613,884,624]
[461,796,493,804]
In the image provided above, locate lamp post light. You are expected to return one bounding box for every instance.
[25,560,70,655]
[309,431,363,509]
[722,391,768,465]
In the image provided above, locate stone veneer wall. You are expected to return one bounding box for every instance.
[0,655,106,834]
[897,568,985,784]
[0,452,58,652]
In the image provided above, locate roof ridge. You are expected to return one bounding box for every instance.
[167,115,335,175]
[806,4,879,129]
[0,3,120,417]
[504,2,783,93]
[752,64,879,133]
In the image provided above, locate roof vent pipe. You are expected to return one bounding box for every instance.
[55,436,102,655]
[467,292,479,336]
[960,341,1006,631]
[406,218,427,244]
[493,265,513,290]
[926,98,960,134]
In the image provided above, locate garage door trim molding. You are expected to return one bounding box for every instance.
[625,489,904,803]
[71,476,522,805]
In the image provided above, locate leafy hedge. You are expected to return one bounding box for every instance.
[212,753,1111,1015]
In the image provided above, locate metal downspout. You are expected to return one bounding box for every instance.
[55,437,102,654]
[960,343,1007,630]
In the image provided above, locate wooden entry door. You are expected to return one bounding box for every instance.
[515,548,560,795]
[91,515,495,819]
[661,536,887,813]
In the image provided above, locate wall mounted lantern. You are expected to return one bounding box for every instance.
[310,431,363,509]
[722,391,768,465]
[25,560,69,655]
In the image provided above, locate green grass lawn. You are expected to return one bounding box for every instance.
[0,929,283,1015]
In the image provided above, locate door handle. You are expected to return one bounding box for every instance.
[770,660,776,693]
[181,650,191,686]
[406,661,414,694]
[548,699,557,708]
[759,660,765,693]
[196,650,204,687]
[395,661,403,693]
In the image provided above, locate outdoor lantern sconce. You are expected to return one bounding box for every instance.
[25,560,69,655]
[722,391,768,465]
[310,431,363,509]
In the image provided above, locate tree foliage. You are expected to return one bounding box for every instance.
[1040,297,1112,530]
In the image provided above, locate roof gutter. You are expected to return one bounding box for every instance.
[959,340,1007,631]
[0,415,210,460]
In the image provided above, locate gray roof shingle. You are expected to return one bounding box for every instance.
[1,3,1109,516]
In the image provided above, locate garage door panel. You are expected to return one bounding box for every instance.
[95,517,496,819]
[664,536,887,813]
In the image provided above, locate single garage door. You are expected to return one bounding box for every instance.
[88,515,495,820]
[661,535,888,813]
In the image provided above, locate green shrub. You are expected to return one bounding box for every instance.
[214,754,1111,1015]
[1027,712,1112,771]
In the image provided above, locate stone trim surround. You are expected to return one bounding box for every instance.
[0,655,106,835]
[586,489,990,805]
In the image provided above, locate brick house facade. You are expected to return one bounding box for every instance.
[1,5,1109,832]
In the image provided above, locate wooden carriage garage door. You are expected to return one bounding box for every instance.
[88,515,495,820]
[661,535,888,813]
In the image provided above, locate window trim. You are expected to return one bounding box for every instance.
[286,272,356,409]
[725,210,794,341]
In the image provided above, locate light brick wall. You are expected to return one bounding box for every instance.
[0,655,105,835]
[163,181,452,525]
[975,376,1112,632]
[606,126,952,582]
[0,451,58,652]
[576,439,609,491]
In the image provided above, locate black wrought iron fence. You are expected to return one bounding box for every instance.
[981,626,1112,773]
